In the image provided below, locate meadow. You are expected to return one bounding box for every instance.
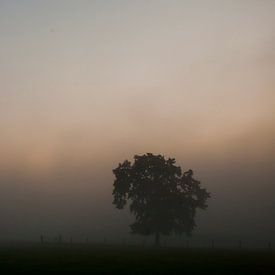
[0,243,274,274]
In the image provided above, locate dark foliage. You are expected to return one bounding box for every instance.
[112,153,210,244]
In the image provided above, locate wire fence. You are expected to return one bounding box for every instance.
[38,234,273,251]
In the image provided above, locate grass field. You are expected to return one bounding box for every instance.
[0,244,274,274]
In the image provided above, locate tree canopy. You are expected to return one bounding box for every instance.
[112,153,210,245]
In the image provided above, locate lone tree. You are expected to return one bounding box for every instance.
[112,153,210,246]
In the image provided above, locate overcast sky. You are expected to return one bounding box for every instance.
[0,0,274,244]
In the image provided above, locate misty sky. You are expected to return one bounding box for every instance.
[0,0,274,244]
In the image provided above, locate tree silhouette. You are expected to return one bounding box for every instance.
[112,153,210,246]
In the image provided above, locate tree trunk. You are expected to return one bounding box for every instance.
[155,231,160,247]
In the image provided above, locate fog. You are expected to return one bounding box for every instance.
[0,123,274,245]
[0,0,274,247]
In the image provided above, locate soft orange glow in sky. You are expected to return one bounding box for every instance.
[1,1,274,174]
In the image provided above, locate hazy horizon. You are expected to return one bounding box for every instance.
[0,0,274,245]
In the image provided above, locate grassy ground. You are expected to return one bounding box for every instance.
[0,244,274,274]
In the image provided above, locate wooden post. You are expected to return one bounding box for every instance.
[142,239,146,247]
[238,240,242,249]
[40,234,44,245]
[155,232,160,247]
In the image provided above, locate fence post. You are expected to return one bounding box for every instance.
[40,234,44,245]
[142,239,146,247]
[238,240,242,249]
